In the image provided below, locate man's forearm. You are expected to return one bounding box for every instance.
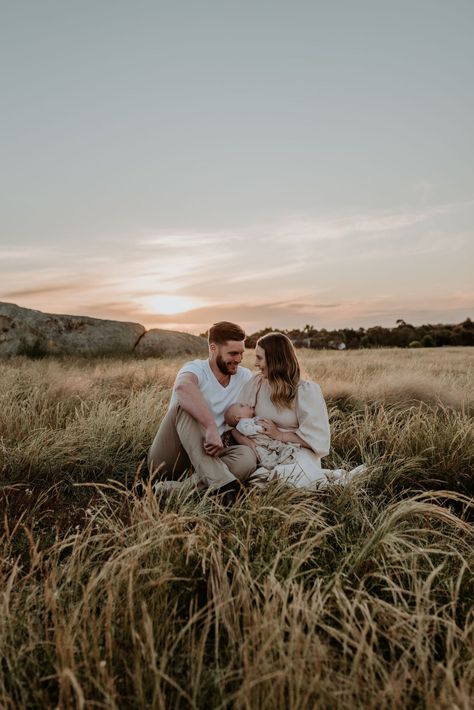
[174,382,217,430]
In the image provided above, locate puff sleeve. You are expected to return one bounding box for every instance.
[295,381,330,458]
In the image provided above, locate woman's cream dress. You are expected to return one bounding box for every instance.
[239,375,333,487]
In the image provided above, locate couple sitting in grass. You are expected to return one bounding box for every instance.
[148,321,363,506]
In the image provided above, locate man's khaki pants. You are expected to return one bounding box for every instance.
[147,404,257,492]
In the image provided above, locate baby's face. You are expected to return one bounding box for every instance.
[236,403,255,419]
[225,402,255,426]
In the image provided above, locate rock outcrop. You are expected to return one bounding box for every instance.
[134,328,207,357]
[0,302,145,357]
[0,302,208,358]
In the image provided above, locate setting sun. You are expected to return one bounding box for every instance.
[146,295,201,315]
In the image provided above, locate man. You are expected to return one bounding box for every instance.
[148,321,257,505]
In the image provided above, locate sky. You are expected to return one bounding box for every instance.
[1,0,473,335]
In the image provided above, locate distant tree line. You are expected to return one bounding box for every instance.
[244,318,474,349]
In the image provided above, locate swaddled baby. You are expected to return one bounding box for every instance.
[224,403,263,436]
[224,402,300,472]
[224,402,367,488]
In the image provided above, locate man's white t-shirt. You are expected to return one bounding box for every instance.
[170,359,253,435]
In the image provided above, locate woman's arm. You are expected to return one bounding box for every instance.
[258,419,311,449]
[294,381,330,458]
[257,382,330,457]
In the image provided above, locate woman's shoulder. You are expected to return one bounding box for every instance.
[246,372,264,386]
[239,373,265,397]
[296,379,324,400]
[297,378,321,391]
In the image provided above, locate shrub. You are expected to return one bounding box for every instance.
[421,334,436,347]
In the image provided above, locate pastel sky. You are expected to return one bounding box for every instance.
[1,1,473,334]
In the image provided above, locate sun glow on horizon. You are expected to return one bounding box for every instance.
[145,294,203,315]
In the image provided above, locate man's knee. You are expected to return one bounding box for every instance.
[175,406,203,436]
[148,405,190,479]
[225,445,257,481]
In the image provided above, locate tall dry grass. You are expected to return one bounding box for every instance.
[1,348,472,491]
[0,348,473,707]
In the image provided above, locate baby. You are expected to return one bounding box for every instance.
[224,402,367,488]
[223,402,300,473]
[223,402,263,436]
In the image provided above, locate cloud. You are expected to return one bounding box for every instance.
[0,246,54,262]
[267,204,448,245]
[1,199,472,333]
[129,204,457,295]
[3,283,84,298]
[0,248,36,260]
[139,233,224,249]
[284,302,340,310]
[126,298,348,330]
[226,261,307,284]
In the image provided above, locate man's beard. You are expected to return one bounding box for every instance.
[216,355,234,376]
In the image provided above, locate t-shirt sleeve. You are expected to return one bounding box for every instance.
[295,381,330,457]
[175,360,205,387]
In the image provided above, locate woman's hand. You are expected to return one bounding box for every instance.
[258,418,284,441]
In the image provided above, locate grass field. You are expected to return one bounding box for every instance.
[1,348,473,708]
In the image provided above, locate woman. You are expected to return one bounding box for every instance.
[234,332,347,488]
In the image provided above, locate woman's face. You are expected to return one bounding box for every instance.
[255,345,268,378]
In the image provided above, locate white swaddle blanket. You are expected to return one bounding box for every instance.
[236,417,301,471]
[235,417,366,488]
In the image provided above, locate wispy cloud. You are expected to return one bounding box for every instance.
[139,233,224,249]
[283,302,340,311]
[0,246,54,261]
[3,283,85,298]
[227,262,307,284]
[0,199,472,332]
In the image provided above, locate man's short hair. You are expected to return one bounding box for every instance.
[208,321,245,345]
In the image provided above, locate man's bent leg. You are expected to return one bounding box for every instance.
[219,445,257,483]
[148,405,191,480]
[175,409,243,491]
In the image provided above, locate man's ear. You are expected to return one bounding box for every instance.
[209,343,217,353]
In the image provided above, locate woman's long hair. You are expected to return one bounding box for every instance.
[257,332,300,408]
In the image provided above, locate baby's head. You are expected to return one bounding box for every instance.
[224,402,255,427]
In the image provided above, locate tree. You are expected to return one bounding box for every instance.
[421,334,435,347]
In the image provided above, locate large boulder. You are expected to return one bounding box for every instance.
[0,302,145,357]
[134,328,208,357]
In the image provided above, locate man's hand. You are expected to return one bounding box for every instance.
[203,426,224,456]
